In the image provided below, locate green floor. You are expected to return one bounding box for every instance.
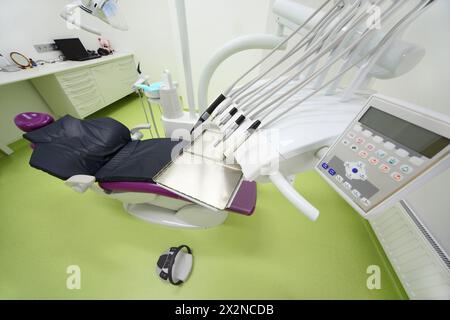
[0,95,407,299]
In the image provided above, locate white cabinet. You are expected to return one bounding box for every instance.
[31,54,137,118]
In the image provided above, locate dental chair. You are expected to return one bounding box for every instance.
[14,112,256,229]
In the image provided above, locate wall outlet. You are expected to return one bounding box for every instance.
[34,43,58,53]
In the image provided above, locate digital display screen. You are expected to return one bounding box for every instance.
[359,107,449,158]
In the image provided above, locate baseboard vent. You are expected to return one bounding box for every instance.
[401,201,450,271]
[369,204,450,300]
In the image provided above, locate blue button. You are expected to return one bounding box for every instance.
[328,168,336,176]
[352,168,358,174]
[322,163,329,170]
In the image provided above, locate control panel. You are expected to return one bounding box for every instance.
[316,95,450,218]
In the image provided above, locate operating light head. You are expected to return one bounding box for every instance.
[61,0,128,35]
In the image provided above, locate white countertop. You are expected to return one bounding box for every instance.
[0,51,134,86]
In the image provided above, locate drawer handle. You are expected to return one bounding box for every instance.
[59,72,91,82]
[66,84,97,95]
[78,98,103,111]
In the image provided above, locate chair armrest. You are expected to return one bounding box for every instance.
[130,124,152,141]
[65,175,96,193]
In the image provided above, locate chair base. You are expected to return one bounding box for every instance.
[124,203,229,229]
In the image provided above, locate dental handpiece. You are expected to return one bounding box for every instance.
[213,115,246,147]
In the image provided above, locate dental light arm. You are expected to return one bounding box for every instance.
[61,0,128,36]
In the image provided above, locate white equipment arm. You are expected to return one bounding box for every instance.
[269,171,320,221]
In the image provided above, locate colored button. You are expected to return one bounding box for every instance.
[354,125,363,132]
[361,198,371,207]
[396,149,409,158]
[350,145,359,152]
[363,130,372,137]
[352,190,361,198]
[322,163,329,170]
[359,151,368,159]
[369,157,380,165]
[375,149,387,158]
[409,156,425,166]
[373,136,383,144]
[343,182,352,190]
[384,142,395,150]
[352,168,359,174]
[356,137,365,145]
[379,164,390,173]
[342,139,350,146]
[387,156,399,166]
[400,164,413,174]
[347,132,356,139]
[391,172,403,182]
[328,168,336,176]
[366,144,375,151]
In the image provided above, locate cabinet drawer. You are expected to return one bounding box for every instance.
[59,77,97,90]
[67,86,103,106]
[116,58,137,79]
[57,69,92,83]
[91,61,135,105]
[76,97,105,117]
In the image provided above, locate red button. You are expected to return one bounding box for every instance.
[369,157,379,165]
[356,137,365,145]
[391,172,403,182]
[359,151,368,159]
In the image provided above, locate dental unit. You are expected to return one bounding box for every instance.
[14,0,449,230]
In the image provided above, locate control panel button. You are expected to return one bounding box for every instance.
[400,164,413,174]
[350,145,359,152]
[342,139,350,146]
[375,150,387,159]
[322,163,329,170]
[345,161,367,181]
[387,156,399,166]
[361,198,371,207]
[373,136,383,144]
[343,182,352,190]
[396,149,409,158]
[379,164,390,173]
[362,130,372,137]
[336,175,344,183]
[369,157,380,166]
[365,144,375,151]
[358,151,369,159]
[355,137,365,145]
[347,132,356,139]
[391,172,403,182]
[353,125,363,132]
[384,142,395,150]
[328,168,336,176]
[409,156,424,166]
[352,190,361,198]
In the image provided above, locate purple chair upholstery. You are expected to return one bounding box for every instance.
[14,112,54,132]
[100,180,257,216]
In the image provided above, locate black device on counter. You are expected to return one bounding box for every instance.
[54,38,101,61]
